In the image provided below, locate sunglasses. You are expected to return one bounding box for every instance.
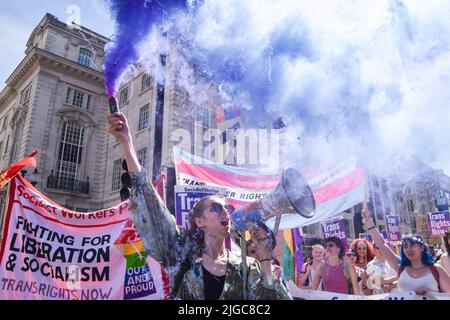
[211,202,234,215]
[325,242,337,249]
[120,160,131,201]
[402,235,424,246]
[346,252,356,257]
[357,247,367,251]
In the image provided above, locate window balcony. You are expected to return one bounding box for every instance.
[46,172,89,195]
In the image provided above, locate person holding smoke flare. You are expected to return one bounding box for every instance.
[107,112,291,300]
[361,207,450,294]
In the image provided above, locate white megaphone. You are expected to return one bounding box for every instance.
[231,167,315,250]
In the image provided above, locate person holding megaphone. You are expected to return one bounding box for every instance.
[107,112,292,300]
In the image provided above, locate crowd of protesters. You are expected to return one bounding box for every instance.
[108,111,450,300]
[295,214,450,296]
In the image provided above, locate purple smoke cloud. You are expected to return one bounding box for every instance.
[103,0,187,96]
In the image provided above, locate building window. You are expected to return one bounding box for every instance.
[72,89,84,108]
[78,48,92,67]
[142,73,153,91]
[20,85,32,105]
[112,158,122,191]
[195,105,210,128]
[56,121,85,189]
[408,199,415,212]
[3,135,10,158]
[119,87,129,105]
[9,118,25,165]
[65,88,72,104]
[86,95,91,109]
[2,114,8,130]
[138,104,150,131]
[137,147,148,167]
[65,87,89,108]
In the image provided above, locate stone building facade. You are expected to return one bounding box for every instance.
[0,13,110,228]
[102,42,217,208]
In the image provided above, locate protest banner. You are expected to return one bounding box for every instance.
[174,185,226,229]
[286,281,450,300]
[0,175,168,300]
[174,147,366,229]
[427,211,450,237]
[385,216,401,241]
[321,218,348,250]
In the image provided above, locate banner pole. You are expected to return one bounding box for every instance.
[240,237,248,300]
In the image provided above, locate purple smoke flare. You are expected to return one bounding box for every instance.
[104,0,187,96]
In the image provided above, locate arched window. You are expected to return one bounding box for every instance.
[9,114,25,165]
[56,121,85,190]
[78,48,92,67]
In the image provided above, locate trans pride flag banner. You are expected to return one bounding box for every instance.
[174,147,366,229]
[0,175,169,300]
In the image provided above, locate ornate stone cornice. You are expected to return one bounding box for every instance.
[0,47,104,107]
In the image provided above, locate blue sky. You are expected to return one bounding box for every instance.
[0,0,115,90]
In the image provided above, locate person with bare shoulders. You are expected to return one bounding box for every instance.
[361,207,450,294]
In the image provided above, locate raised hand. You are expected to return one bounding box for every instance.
[107,112,130,143]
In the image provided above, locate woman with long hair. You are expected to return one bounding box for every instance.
[350,238,375,270]
[362,207,450,294]
[299,244,324,288]
[311,236,360,295]
[107,112,291,300]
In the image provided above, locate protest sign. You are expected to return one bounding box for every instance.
[0,176,168,300]
[385,216,401,241]
[321,218,348,250]
[427,211,450,237]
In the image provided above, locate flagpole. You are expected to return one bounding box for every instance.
[240,237,248,300]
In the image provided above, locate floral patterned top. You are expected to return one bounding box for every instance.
[129,170,292,300]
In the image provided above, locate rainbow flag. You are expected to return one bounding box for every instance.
[115,219,160,299]
[282,228,304,285]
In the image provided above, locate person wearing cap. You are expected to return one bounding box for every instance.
[362,207,450,294]
[107,112,291,300]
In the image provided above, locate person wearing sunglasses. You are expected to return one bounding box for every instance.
[310,237,361,295]
[349,237,375,294]
[361,207,450,294]
[107,112,291,300]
